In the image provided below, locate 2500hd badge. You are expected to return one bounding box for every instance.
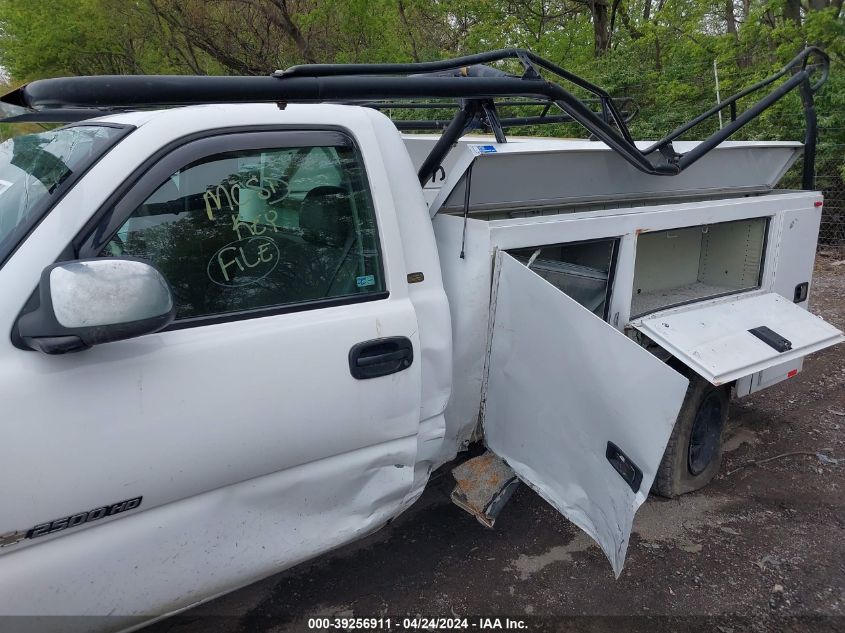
[0,496,143,548]
[27,496,143,539]
[26,497,143,538]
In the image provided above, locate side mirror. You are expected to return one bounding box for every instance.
[17,258,175,354]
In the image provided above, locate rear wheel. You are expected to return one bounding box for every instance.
[653,375,729,498]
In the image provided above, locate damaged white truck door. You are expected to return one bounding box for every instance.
[482,252,689,576]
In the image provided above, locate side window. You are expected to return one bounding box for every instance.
[100,144,385,320]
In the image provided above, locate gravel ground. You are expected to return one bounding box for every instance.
[149,258,845,633]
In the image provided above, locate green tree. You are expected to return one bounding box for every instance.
[0,0,224,79]
[1,0,842,241]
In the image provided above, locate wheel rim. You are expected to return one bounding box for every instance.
[687,391,723,476]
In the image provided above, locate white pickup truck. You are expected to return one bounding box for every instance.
[0,48,841,631]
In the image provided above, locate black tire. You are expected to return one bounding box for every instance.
[652,375,729,498]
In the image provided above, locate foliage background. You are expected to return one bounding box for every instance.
[1,0,842,244]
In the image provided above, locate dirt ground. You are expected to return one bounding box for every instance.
[149,258,845,633]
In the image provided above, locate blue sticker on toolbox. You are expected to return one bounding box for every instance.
[469,144,497,155]
[356,275,376,287]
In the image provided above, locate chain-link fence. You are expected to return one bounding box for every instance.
[764,117,844,249]
[816,139,844,248]
[618,58,845,250]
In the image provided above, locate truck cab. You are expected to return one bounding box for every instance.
[0,104,452,627]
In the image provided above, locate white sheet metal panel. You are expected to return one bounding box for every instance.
[767,205,823,308]
[0,438,415,628]
[736,202,823,396]
[436,191,818,454]
[432,214,494,455]
[484,253,688,577]
[367,111,454,475]
[428,140,802,215]
[482,190,817,332]
[633,292,844,385]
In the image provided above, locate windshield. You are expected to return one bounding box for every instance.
[0,125,126,266]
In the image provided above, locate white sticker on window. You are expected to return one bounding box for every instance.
[356,275,375,288]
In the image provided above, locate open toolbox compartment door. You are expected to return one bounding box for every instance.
[427,140,802,216]
[632,293,845,386]
[483,252,689,576]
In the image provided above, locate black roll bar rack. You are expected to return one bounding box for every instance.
[0,46,828,188]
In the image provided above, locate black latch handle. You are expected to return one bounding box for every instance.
[606,441,643,493]
[349,336,413,379]
[355,349,409,367]
[749,326,792,353]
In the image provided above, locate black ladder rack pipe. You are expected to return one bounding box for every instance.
[0,73,679,177]
[416,104,475,188]
[1,47,828,189]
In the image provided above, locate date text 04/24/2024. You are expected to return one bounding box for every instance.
[307,617,528,630]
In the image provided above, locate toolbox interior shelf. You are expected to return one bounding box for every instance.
[510,238,616,318]
[631,217,767,317]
